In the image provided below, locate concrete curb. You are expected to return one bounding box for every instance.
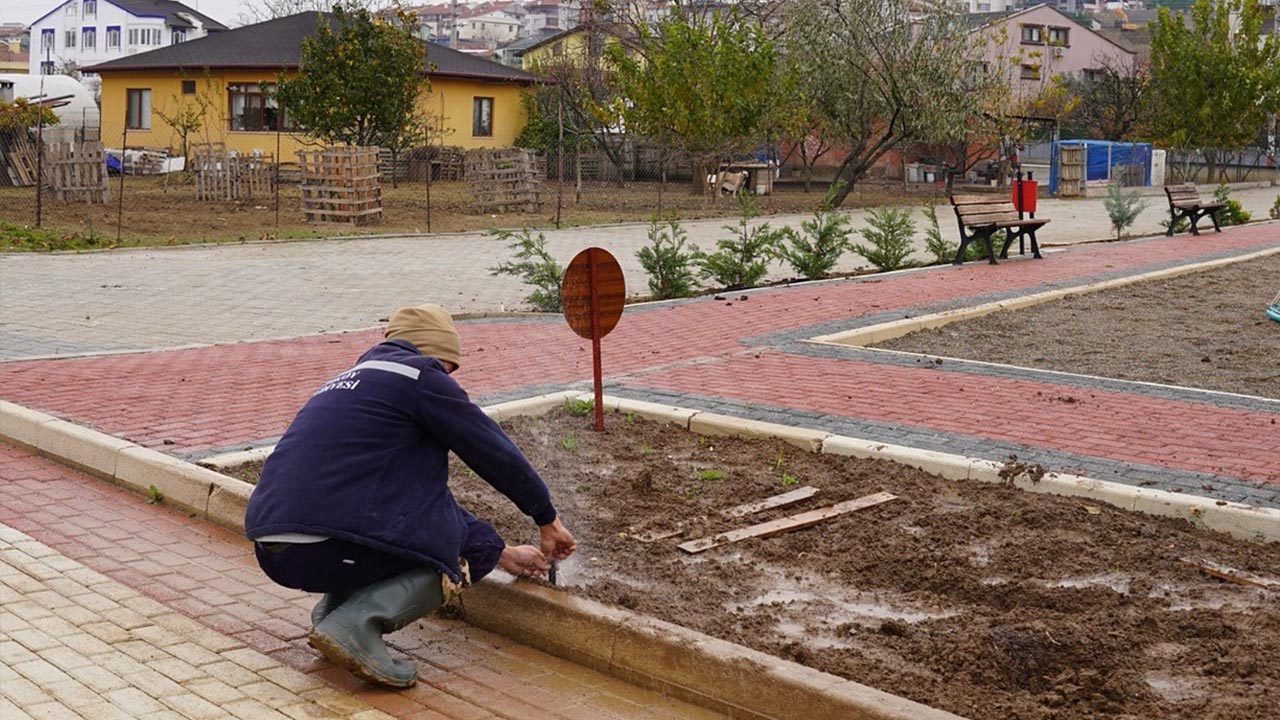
[0,396,962,720]
[578,396,1280,543]
[811,245,1280,348]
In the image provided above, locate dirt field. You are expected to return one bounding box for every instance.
[228,409,1280,720]
[452,411,1280,720]
[877,253,1280,399]
[0,177,943,251]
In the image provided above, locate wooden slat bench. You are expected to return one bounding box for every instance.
[949,195,1050,265]
[1164,183,1225,236]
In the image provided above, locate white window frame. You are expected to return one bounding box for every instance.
[472,96,493,137]
[84,0,97,17]
[64,30,76,48]
[106,26,120,49]
[126,88,151,130]
[82,27,96,49]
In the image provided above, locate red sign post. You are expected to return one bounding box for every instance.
[560,247,625,431]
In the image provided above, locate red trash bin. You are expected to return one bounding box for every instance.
[1012,179,1038,213]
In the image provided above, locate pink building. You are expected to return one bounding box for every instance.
[973,4,1135,104]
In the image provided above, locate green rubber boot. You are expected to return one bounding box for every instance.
[308,567,444,688]
[310,592,350,627]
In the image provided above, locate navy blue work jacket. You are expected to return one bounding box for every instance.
[244,339,556,582]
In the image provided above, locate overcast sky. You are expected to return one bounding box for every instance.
[0,0,248,28]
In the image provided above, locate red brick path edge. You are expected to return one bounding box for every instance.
[1,225,1278,482]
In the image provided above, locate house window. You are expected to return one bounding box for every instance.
[41,61,56,75]
[472,96,493,137]
[1020,64,1041,80]
[84,0,96,16]
[126,88,151,130]
[228,83,292,131]
[1048,27,1070,46]
[82,28,96,49]
[41,29,54,51]
[66,3,77,15]
[65,30,76,48]
[181,80,196,94]
[129,28,161,46]
[106,26,120,49]
[1020,24,1044,44]
[172,30,186,44]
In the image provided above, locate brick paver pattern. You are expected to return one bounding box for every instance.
[2,225,1277,503]
[0,444,724,720]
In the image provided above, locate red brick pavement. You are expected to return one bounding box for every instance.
[624,349,1280,482]
[0,444,722,719]
[1,225,1277,476]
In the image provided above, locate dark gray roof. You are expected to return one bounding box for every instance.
[84,11,537,83]
[106,0,227,31]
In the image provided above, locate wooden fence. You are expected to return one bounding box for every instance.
[192,143,275,201]
[297,147,382,225]
[44,141,108,203]
[466,148,542,213]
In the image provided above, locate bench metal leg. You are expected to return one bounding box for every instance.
[1209,209,1222,233]
[1166,209,1178,236]
[982,231,998,265]
[1027,229,1041,259]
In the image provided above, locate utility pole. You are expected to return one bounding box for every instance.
[449,0,459,48]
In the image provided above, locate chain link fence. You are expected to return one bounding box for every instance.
[5,116,1273,249]
[1,121,873,248]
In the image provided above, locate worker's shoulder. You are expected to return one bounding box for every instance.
[356,341,451,383]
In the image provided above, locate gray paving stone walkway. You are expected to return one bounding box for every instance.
[2,186,1275,360]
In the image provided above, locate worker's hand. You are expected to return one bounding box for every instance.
[498,545,550,577]
[538,517,576,561]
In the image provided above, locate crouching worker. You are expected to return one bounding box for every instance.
[244,303,576,688]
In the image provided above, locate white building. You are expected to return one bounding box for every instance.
[456,11,521,45]
[522,1,578,36]
[27,0,227,78]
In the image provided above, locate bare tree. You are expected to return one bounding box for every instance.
[783,0,997,206]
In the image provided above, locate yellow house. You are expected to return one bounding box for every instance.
[84,12,537,158]
[520,23,635,73]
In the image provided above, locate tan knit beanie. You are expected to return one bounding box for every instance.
[384,304,461,368]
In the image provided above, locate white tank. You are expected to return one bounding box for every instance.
[0,73,100,130]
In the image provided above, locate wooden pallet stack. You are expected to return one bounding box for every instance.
[297,146,382,225]
[436,146,465,181]
[193,143,275,201]
[1,130,40,186]
[377,147,410,182]
[44,141,109,203]
[466,147,542,213]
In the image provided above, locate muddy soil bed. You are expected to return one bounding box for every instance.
[876,253,1280,399]
[431,410,1279,720]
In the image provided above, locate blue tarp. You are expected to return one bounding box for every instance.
[1049,140,1153,193]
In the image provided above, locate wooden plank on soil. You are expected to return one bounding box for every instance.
[1179,558,1280,589]
[722,486,819,518]
[679,492,897,554]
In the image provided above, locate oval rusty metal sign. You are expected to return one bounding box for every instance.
[561,247,625,340]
